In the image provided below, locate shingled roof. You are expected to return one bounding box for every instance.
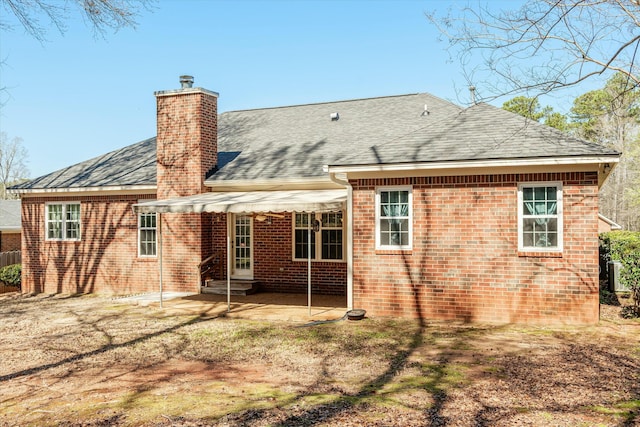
[12,93,460,191]
[11,137,157,190]
[10,93,618,192]
[209,93,461,182]
[0,200,21,231]
[330,103,619,167]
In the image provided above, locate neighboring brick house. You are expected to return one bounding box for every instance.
[0,200,21,252]
[598,213,622,233]
[12,76,620,324]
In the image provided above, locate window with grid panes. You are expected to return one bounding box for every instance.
[293,211,344,261]
[46,203,81,241]
[138,212,157,257]
[518,182,563,251]
[376,187,412,249]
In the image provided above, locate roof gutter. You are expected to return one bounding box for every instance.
[0,227,21,233]
[9,185,157,197]
[325,155,620,174]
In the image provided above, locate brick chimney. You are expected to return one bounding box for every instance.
[155,75,218,199]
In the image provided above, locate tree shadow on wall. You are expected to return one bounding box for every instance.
[23,199,137,295]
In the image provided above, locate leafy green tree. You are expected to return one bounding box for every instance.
[502,96,546,121]
[543,112,569,132]
[502,96,569,131]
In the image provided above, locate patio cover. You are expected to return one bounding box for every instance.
[133,189,347,214]
[132,188,348,314]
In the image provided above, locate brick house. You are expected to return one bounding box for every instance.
[12,76,620,324]
[0,200,21,253]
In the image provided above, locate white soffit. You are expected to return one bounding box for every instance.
[133,189,347,214]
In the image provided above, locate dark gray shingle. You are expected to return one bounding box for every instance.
[11,137,157,190]
[15,93,460,190]
[0,200,21,230]
[331,103,619,166]
[13,95,617,192]
[210,93,461,181]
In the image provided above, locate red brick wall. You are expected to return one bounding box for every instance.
[206,213,347,295]
[253,214,347,295]
[155,87,218,288]
[156,89,217,199]
[159,212,209,293]
[1,232,21,252]
[350,172,600,324]
[19,199,346,296]
[20,194,163,294]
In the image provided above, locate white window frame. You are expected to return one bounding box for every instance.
[517,182,563,252]
[45,202,81,241]
[138,211,157,258]
[375,186,413,250]
[292,211,345,262]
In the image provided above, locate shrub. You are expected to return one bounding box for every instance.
[600,232,640,317]
[599,288,618,306]
[0,264,21,289]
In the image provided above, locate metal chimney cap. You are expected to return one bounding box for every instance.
[180,75,194,89]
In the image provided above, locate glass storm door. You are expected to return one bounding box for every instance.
[233,215,253,279]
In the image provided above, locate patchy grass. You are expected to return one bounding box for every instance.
[0,294,638,426]
[589,400,640,423]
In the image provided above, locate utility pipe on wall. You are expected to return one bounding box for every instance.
[308,218,312,316]
[329,173,353,310]
[227,218,231,313]
[158,213,163,309]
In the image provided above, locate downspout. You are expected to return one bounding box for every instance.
[227,215,231,313]
[158,213,163,308]
[329,172,353,310]
[308,218,312,316]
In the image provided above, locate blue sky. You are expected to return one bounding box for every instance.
[0,0,595,179]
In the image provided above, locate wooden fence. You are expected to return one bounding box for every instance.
[0,250,21,269]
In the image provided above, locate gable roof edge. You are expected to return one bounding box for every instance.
[11,185,157,197]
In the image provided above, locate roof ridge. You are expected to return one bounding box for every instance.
[222,92,454,114]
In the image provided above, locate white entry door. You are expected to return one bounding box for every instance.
[232,214,253,279]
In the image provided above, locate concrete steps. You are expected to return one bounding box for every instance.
[201,280,259,296]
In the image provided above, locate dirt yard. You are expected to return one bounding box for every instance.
[0,292,638,427]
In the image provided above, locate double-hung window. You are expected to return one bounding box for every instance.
[518,183,563,252]
[293,211,344,261]
[138,212,157,257]
[46,203,81,241]
[376,187,412,250]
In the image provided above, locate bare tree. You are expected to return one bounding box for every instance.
[0,132,29,199]
[427,0,640,103]
[0,0,154,41]
[571,73,640,230]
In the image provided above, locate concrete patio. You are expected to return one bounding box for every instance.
[120,292,349,323]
